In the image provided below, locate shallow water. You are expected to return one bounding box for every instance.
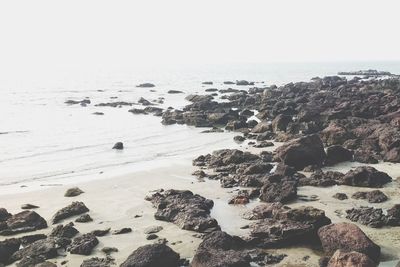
[1,61,400,190]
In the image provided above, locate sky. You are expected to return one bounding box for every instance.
[0,0,399,71]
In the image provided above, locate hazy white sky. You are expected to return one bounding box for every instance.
[0,0,399,70]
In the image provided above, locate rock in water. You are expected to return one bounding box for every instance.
[136,83,155,88]
[112,142,124,150]
[64,187,84,197]
[318,222,380,262]
[120,244,181,267]
[146,189,220,233]
[275,134,326,170]
[68,233,99,255]
[0,211,47,236]
[327,250,376,267]
[52,202,89,224]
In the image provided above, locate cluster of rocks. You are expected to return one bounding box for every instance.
[345,204,400,228]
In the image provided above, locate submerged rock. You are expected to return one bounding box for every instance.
[146,189,219,233]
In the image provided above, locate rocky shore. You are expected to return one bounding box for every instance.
[2,73,400,266]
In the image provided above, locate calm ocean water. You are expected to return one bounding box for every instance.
[1,61,399,192]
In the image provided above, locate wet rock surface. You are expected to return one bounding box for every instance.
[146,189,219,233]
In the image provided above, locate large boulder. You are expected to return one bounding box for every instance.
[318,222,380,262]
[145,189,219,233]
[327,250,376,267]
[325,145,353,165]
[0,211,47,235]
[0,238,20,265]
[120,244,180,267]
[275,134,326,170]
[191,231,250,267]
[340,166,392,188]
[10,238,62,263]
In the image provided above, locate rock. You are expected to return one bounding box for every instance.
[112,228,132,235]
[351,190,388,203]
[112,142,124,150]
[321,123,352,146]
[340,166,392,188]
[80,257,115,267]
[146,234,158,240]
[386,204,400,226]
[0,238,20,264]
[20,204,39,210]
[327,250,376,267]
[224,81,235,84]
[325,145,353,165]
[90,228,110,237]
[75,214,93,223]
[144,226,163,234]
[101,247,118,254]
[299,171,344,187]
[271,114,293,133]
[52,202,89,224]
[120,244,181,267]
[146,189,219,233]
[233,135,245,143]
[0,211,47,236]
[19,234,47,246]
[332,193,348,200]
[275,134,326,170]
[68,233,99,255]
[0,208,11,222]
[251,121,270,133]
[138,97,152,106]
[259,175,297,203]
[318,222,380,262]
[11,238,62,263]
[346,207,386,228]
[136,83,155,88]
[167,90,184,94]
[64,187,84,197]
[191,231,250,267]
[128,108,147,115]
[50,223,79,238]
[236,80,254,86]
[248,206,331,248]
[92,112,104,115]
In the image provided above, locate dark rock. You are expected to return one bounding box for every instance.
[275,134,326,170]
[0,208,11,222]
[128,108,147,115]
[138,97,152,106]
[101,247,118,254]
[112,228,132,235]
[0,238,20,264]
[340,166,392,188]
[332,193,348,200]
[299,171,344,187]
[144,226,163,234]
[191,231,250,267]
[346,207,386,228]
[80,257,115,267]
[146,189,219,233]
[167,90,184,94]
[236,80,254,86]
[68,233,99,255]
[136,83,155,88]
[19,234,47,246]
[52,202,89,224]
[259,175,297,203]
[233,135,245,143]
[120,244,180,267]
[11,238,62,263]
[112,142,124,150]
[75,214,93,223]
[351,190,388,203]
[386,204,400,226]
[90,228,110,237]
[271,114,292,133]
[92,112,104,115]
[318,222,380,262]
[327,250,376,267]
[325,145,353,165]
[146,234,158,240]
[50,222,79,238]
[0,211,47,236]
[21,204,39,210]
[64,187,84,197]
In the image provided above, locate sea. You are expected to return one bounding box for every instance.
[1,61,400,193]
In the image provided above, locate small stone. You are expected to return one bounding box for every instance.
[146,234,158,240]
[102,246,118,254]
[64,187,84,197]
